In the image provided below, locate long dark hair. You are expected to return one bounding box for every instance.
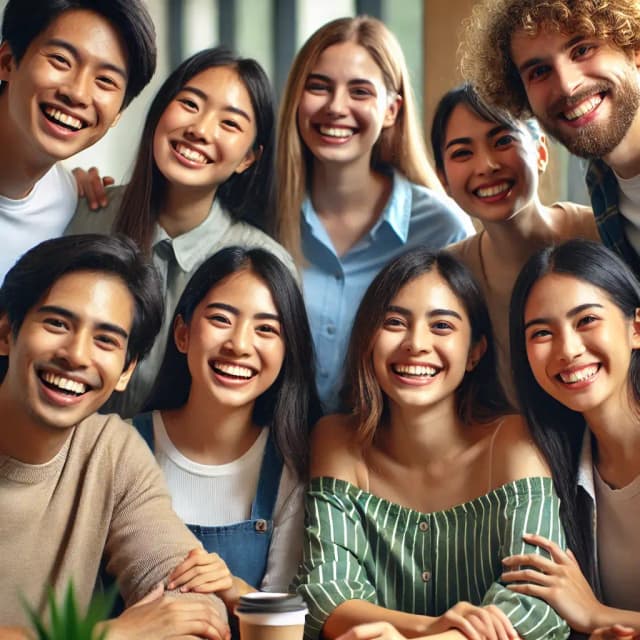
[115,46,275,254]
[509,239,640,586]
[343,246,510,444]
[145,246,321,478]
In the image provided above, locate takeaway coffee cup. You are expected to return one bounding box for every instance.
[235,592,308,640]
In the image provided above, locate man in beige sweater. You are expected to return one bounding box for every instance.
[0,235,229,639]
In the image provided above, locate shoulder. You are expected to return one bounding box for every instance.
[66,184,124,235]
[445,233,480,263]
[310,414,364,486]
[487,414,551,488]
[551,201,599,241]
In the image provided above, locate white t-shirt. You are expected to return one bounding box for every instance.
[0,163,77,283]
[151,411,304,592]
[615,171,640,257]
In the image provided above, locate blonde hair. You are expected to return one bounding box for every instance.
[275,15,442,264]
[460,0,640,117]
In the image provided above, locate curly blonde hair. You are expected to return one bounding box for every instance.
[460,0,640,117]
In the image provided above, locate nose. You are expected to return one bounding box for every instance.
[55,330,92,369]
[402,326,432,355]
[185,111,216,143]
[555,328,585,363]
[225,321,252,356]
[58,68,91,108]
[476,148,501,175]
[326,86,348,116]
[553,59,583,97]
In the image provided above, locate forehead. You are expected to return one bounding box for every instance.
[312,40,385,83]
[28,9,128,71]
[524,273,611,317]
[445,103,508,140]
[391,270,467,314]
[34,270,134,328]
[198,269,278,313]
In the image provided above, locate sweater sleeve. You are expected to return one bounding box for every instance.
[295,477,378,640]
[102,419,226,617]
[481,477,569,640]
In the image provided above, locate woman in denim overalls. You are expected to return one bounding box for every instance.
[134,246,321,625]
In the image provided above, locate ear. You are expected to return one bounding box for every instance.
[0,312,12,356]
[536,134,549,174]
[382,93,402,129]
[436,167,450,194]
[0,41,16,83]
[114,358,137,392]
[173,314,190,354]
[234,144,260,175]
[633,47,640,70]
[631,308,640,350]
[466,335,487,372]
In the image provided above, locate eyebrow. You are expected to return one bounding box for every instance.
[180,86,252,122]
[44,38,128,80]
[444,125,514,151]
[387,305,463,321]
[516,34,585,74]
[306,73,376,87]
[523,302,604,331]
[37,305,130,340]
[205,302,280,322]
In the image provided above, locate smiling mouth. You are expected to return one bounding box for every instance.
[316,125,355,139]
[42,106,86,131]
[392,363,439,378]
[557,364,600,384]
[474,181,512,199]
[560,93,604,122]
[39,370,90,396]
[211,361,256,380]
[172,141,211,164]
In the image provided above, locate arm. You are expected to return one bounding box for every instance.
[0,628,32,639]
[72,166,114,210]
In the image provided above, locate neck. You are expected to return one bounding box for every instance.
[0,385,72,464]
[481,198,556,265]
[604,105,640,179]
[381,396,466,467]
[157,183,217,238]
[0,96,53,199]
[162,388,260,464]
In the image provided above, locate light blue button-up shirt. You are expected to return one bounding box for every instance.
[302,171,474,411]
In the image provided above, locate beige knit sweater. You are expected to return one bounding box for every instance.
[0,412,225,626]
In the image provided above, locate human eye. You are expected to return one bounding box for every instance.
[431,320,454,334]
[527,327,551,341]
[383,314,406,329]
[577,314,599,328]
[206,312,231,326]
[43,317,69,332]
[47,52,71,69]
[305,79,330,94]
[177,96,198,110]
[572,42,597,60]
[95,333,122,350]
[222,118,242,131]
[449,147,472,161]
[96,74,119,90]
[526,64,551,83]
[256,322,281,337]
[350,85,374,99]
[495,133,517,148]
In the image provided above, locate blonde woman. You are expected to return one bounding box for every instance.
[275,16,472,411]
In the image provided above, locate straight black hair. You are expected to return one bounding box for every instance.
[509,239,640,587]
[0,234,163,382]
[115,46,275,254]
[343,246,510,443]
[145,246,321,479]
[2,0,156,108]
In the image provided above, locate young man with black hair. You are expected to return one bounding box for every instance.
[0,235,229,640]
[0,0,157,281]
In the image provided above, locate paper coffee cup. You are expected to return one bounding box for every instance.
[235,592,308,640]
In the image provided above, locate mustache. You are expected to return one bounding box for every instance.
[547,82,610,115]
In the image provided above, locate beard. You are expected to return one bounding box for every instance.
[536,75,640,159]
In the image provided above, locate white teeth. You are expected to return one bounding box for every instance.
[41,371,87,394]
[475,182,510,198]
[564,96,602,121]
[393,364,438,377]
[214,362,254,379]
[559,365,599,384]
[319,126,353,138]
[175,143,208,164]
[45,107,82,130]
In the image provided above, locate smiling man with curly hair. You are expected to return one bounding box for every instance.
[461,0,640,275]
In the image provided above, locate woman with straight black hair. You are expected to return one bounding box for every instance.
[297,247,568,640]
[133,246,320,620]
[503,239,640,638]
[67,46,294,418]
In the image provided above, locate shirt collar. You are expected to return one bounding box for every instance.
[151,199,233,272]
[577,428,595,501]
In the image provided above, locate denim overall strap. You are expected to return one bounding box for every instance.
[187,429,283,589]
[132,411,155,450]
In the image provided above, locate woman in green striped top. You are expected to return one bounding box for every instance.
[296,248,569,640]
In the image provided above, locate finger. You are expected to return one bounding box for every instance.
[188,577,235,594]
[521,533,567,562]
[502,553,557,572]
[169,565,228,590]
[448,614,482,640]
[507,582,548,599]
[88,167,108,207]
[501,567,554,586]
[485,605,518,640]
[467,611,495,640]
[72,168,86,197]
[103,176,115,187]
[168,549,216,583]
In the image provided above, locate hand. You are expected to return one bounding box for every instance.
[590,625,640,640]
[103,582,230,640]
[167,548,234,594]
[501,532,603,633]
[427,602,519,640]
[335,621,407,640]
[73,166,114,210]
